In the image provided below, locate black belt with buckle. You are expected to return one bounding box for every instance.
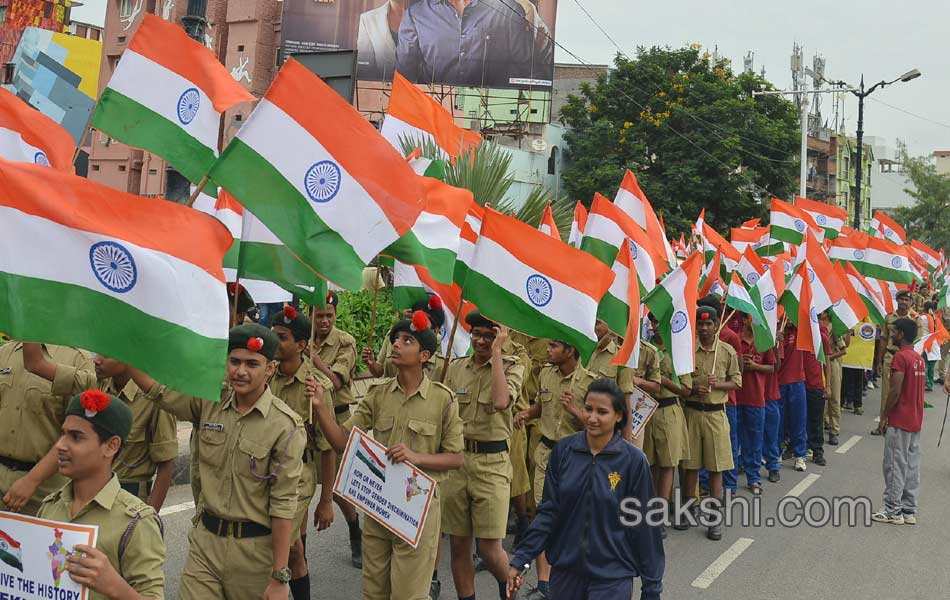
[657,397,678,409]
[463,439,508,454]
[201,512,271,539]
[334,404,351,415]
[685,401,725,412]
[539,435,557,449]
[0,455,36,472]
[119,480,153,498]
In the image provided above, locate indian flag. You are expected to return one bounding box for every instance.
[910,239,941,272]
[454,203,482,287]
[731,226,782,257]
[580,193,661,293]
[0,160,231,399]
[0,88,74,171]
[208,59,425,291]
[643,252,702,376]
[538,202,560,239]
[781,230,847,321]
[795,196,847,239]
[568,201,588,248]
[828,261,868,336]
[461,207,614,360]
[384,177,470,284]
[843,261,886,325]
[613,169,676,268]
[381,71,481,159]
[736,246,766,287]
[855,236,915,284]
[598,238,639,337]
[794,262,825,361]
[870,210,906,245]
[0,529,22,571]
[701,222,741,272]
[393,260,474,358]
[725,271,765,326]
[770,197,822,245]
[749,260,785,352]
[91,14,253,185]
[828,230,869,266]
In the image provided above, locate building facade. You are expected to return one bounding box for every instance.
[805,129,874,225]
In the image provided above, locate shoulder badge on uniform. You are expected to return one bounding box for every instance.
[272,397,305,426]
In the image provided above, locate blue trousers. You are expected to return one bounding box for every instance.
[737,405,765,485]
[763,399,782,472]
[722,405,739,492]
[780,382,808,459]
[550,568,634,600]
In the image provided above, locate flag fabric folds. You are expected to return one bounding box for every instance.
[0,88,75,171]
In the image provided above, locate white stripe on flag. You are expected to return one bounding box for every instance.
[0,128,47,165]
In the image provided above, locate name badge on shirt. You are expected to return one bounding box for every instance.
[202,423,225,432]
[0,368,10,375]
[454,388,468,395]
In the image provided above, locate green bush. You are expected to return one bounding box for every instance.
[308,288,397,369]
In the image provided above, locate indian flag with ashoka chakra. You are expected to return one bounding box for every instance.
[91,15,253,185]
[461,208,614,361]
[0,87,74,171]
[643,252,702,376]
[0,160,231,400]
[208,59,424,292]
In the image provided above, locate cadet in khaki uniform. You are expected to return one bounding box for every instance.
[20,343,178,510]
[0,342,93,515]
[39,390,165,600]
[133,324,305,599]
[823,328,850,445]
[501,335,533,542]
[874,291,921,435]
[442,312,525,600]
[513,339,594,595]
[309,292,364,567]
[508,331,549,515]
[270,307,335,600]
[683,306,742,541]
[364,296,447,380]
[312,310,463,600]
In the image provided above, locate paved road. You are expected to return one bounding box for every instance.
[158,386,950,599]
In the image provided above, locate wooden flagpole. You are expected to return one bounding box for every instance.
[439,298,464,383]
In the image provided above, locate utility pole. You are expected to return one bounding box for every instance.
[791,44,808,198]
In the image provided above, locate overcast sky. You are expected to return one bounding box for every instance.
[553,0,949,158]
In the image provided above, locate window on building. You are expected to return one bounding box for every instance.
[0,6,8,25]
[148,169,157,175]
[119,0,132,17]
[238,45,245,52]
[118,164,127,172]
[91,164,100,172]
[91,29,100,41]
[547,146,558,176]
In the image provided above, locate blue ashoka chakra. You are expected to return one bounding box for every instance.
[752,241,762,249]
[833,299,842,308]
[747,272,761,285]
[762,293,777,311]
[177,87,200,125]
[816,214,828,226]
[884,228,894,239]
[810,307,819,323]
[305,160,342,203]
[891,256,903,268]
[853,249,865,260]
[783,261,792,274]
[33,151,50,166]
[628,240,639,260]
[89,241,137,293]
[793,219,806,232]
[808,268,816,283]
[670,310,688,334]
[525,274,553,307]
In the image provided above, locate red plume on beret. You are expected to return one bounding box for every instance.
[228,282,244,295]
[247,337,264,352]
[81,390,111,414]
[283,305,297,322]
[700,311,710,320]
[326,291,333,304]
[410,310,430,332]
[428,295,443,311]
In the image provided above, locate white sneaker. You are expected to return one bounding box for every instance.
[871,511,904,524]
[794,457,807,472]
[903,514,917,525]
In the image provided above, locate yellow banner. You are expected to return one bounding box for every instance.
[842,319,876,370]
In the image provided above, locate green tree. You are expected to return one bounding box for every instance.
[559,46,801,235]
[893,150,950,252]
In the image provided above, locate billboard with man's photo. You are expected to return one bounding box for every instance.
[280,0,557,88]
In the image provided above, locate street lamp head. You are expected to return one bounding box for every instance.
[900,68,921,82]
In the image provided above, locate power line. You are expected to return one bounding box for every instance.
[866,96,950,130]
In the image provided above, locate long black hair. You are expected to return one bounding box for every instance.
[585,377,629,433]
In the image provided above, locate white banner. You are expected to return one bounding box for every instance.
[629,386,659,439]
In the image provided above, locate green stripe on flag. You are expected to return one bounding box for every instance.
[851,262,914,285]
[0,273,226,400]
[769,225,803,246]
[384,231,457,285]
[91,88,216,186]
[596,291,629,337]
[748,286,775,352]
[578,236,619,267]
[238,241,328,306]
[393,284,429,310]
[208,139,365,291]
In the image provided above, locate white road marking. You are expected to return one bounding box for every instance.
[835,435,862,454]
[786,473,820,498]
[691,537,754,589]
[159,500,195,517]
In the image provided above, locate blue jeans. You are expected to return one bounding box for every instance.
[550,568,634,600]
[722,405,739,492]
[737,405,765,485]
[763,399,782,472]
[780,382,808,459]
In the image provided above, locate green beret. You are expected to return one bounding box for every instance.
[227,283,255,314]
[389,311,439,356]
[411,294,446,330]
[66,390,133,443]
[229,323,279,361]
[696,305,719,322]
[271,305,312,341]
[465,310,496,330]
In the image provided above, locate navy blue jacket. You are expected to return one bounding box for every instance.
[510,432,664,599]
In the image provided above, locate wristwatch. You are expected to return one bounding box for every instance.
[271,567,292,584]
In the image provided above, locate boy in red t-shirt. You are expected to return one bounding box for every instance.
[872,317,925,525]
[737,315,776,494]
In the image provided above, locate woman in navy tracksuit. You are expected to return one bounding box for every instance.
[508,378,665,599]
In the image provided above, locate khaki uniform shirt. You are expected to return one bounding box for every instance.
[38,475,165,600]
[269,360,332,452]
[884,311,923,354]
[831,334,847,366]
[655,346,692,400]
[692,341,742,405]
[501,338,532,412]
[0,343,93,463]
[535,364,595,441]
[51,365,178,482]
[143,385,305,527]
[445,354,526,442]
[311,326,358,407]
[587,338,621,381]
[345,376,463,482]
[509,332,549,403]
[618,341,663,393]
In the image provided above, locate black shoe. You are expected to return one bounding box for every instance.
[768,470,781,483]
[350,536,363,569]
[706,523,722,541]
[828,433,839,445]
[429,578,441,600]
[782,447,794,461]
[813,452,827,466]
[671,505,695,530]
